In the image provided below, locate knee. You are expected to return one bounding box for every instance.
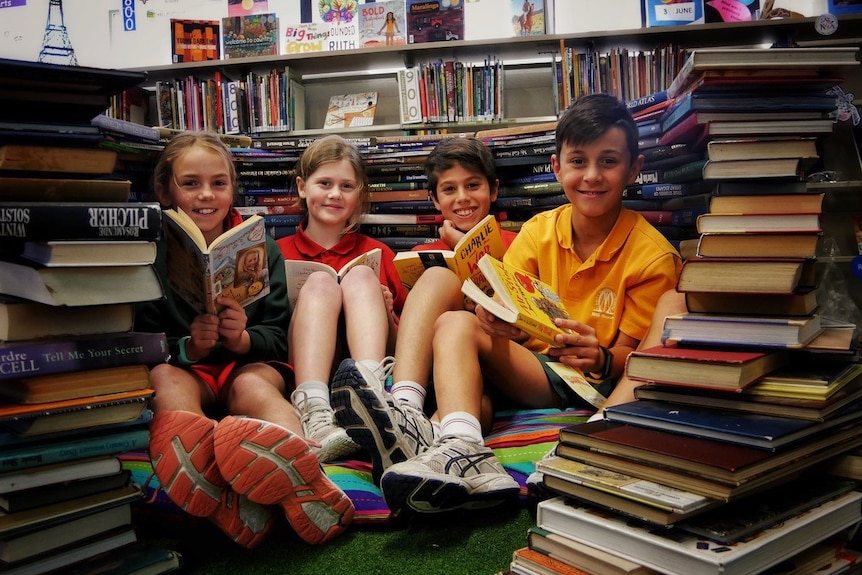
[433,309,477,340]
[413,267,463,302]
[339,264,378,291]
[298,272,341,305]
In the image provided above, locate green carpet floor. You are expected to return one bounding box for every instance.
[138,503,537,574]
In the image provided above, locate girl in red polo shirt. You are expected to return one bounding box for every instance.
[277,135,407,463]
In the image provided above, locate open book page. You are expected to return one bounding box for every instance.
[394,215,505,291]
[163,210,270,314]
[545,362,607,408]
[284,248,382,310]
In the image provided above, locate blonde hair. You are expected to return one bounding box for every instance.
[152,131,237,206]
[294,134,369,232]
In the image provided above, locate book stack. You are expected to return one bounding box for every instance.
[231,147,301,239]
[0,58,176,573]
[473,121,560,231]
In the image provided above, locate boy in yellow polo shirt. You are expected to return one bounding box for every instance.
[379,93,682,517]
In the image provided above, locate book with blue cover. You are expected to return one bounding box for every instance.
[602,398,862,450]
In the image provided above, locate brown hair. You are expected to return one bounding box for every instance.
[152,131,237,207]
[294,134,370,232]
[424,137,497,200]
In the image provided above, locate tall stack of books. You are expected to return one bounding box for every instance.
[0,58,178,574]
[519,45,862,575]
[232,146,301,239]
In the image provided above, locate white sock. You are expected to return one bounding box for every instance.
[390,380,426,410]
[293,380,330,410]
[439,412,484,444]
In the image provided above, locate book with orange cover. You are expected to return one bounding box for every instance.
[0,365,150,404]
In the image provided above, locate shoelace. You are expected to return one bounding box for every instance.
[373,356,396,387]
[290,390,334,439]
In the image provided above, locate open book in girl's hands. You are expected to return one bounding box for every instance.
[163,209,270,314]
[284,248,382,310]
[461,254,571,347]
[393,214,506,292]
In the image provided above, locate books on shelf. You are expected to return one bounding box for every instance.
[0,301,134,343]
[0,331,168,380]
[0,364,150,404]
[660,312,823,349]
[0,202,161,240]
[624,345,788,390]
[0,145,118,175]
[284,248,382,311]
[163,210,270,314]
[461,254,571,348]
[602,398,862,451]
[20,240,157,267]
[393,215,505,292]
[535,492,862,575]
[0,261,163,307]
[676,258,816,294]
[323,92,379,129]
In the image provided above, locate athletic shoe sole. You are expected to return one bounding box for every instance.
[331,361,411,482]
[209,490,275,549]
[148,410,226,518]
[212,416,355,545]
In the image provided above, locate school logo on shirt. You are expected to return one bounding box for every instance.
[592,288,616,320]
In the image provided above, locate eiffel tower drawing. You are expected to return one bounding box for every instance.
[38,0,78,66]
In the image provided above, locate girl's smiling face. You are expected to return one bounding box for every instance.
[297,158,361,232]
[431,163,498,233]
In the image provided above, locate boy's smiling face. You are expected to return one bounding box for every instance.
[431,163,498,233]
[553,126,643,222]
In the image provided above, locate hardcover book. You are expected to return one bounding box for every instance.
[0,469,130,513]
[695,213,822,234]
[21,240,157,267]
[0,364,150,404]
[163,210,270,315]
[0,202,161,240]
[323,92,378,129]
[706,137,819,162]
[359,0,407,47]
[406,0,465,43]
[285,248,382,311]
[683,289,819,316]
[526,526,659,575]
[660,312,823,349]
[461,254,571,348]
[0,261,163,307]
[0,455,122,495]
[676,258,816,294]
[170,19,220,63]
[0,331,169,380]
[602,398,862,450]
[222,13,279,59]
[0,301,134,343]
[535,492,862,575]
[393,215,505,292]
[624,344,788,390]
[0,145,117,175]
[0,177,131,203]
[707,192,824,214]
[694,233,821,260]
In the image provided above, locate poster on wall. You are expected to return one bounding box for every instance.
[228,0,270,17]
[170,19,220,63]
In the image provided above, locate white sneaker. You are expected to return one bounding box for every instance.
[380,436,520,516]
[290,390,360,463]
[331,358,434,482]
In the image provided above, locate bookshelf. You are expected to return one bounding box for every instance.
[130,15,862,137]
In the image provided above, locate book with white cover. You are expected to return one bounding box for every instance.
[536,492,862,575]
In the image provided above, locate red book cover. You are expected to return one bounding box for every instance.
[171,19,220,63]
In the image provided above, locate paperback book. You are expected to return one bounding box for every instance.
[285,248,382,311]
[406,0,465,43]
[222,13,279,59]
[163,210,270,314]
[0,301,134,343]
[660,312,823,349]
[393,215,505,292]
[461,254,571,348]
[323,92,379,129]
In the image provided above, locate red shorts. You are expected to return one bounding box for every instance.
[189,360,294,401]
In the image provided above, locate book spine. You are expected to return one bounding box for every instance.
[0,203,162,240]
[626,90,669,114]
[0,332,169,380]
[0,427,149,472]
[91,114,161,142]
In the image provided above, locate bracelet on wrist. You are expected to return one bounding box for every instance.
[177,336,198,366]
[588,345,614,380]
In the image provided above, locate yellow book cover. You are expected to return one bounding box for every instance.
[461,254,570,347]
[163,209,270,314]
[393,214,505,292]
